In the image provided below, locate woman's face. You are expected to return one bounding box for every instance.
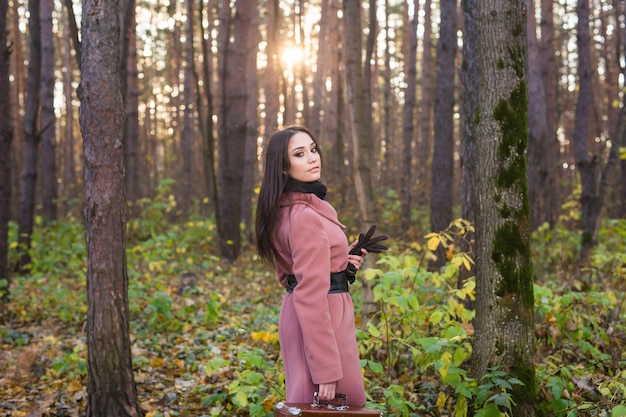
[287,131,321,183]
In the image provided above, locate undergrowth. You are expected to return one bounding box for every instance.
[1,188,625,417]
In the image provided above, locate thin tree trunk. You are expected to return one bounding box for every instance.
[343,0,376,227]
[181,0,196,219]
[459,0,477,290]
[417,0,433,207]
[78,0,140,412]
[471,0,536,415]
[0,0,12,303]
[61,4,78,216]
[400,0,417,232]
[526,0,550,230]
[217,0,256,261]
[241,9,259,243]
[573,0,600,268]
[125,11,141,208]
[17,0,41,273]
[430,0,457,269]
[199,0,218,218]
[262,0,280,136]
[40,0,57,223]
[538,0,559,227]
[10,0,24,222]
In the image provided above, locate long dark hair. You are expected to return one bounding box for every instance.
[255,126,322,265]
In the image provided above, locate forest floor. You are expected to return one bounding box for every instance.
[1,215,625,416]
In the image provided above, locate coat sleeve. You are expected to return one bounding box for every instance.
[287,206,343,385]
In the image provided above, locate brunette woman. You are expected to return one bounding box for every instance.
[255,126,367,406]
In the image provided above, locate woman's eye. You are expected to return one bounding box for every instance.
[295,152,304,157]
[311,147,318,153]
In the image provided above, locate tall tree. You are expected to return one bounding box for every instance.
[459,0,477,290]
[78,0,140,413]
[537,0,559,227]
[40,0,57,223]
[17,0,41,272]
[572,0,621,268]
[417,0,434,206]
[429,0,457,268]
[0,0,12,303]
[526,0,551,230]
[471,0,536,415]
[343,0,376,227]
[217,0,257,261]
[400,0,418,232]
[181,0,197,218]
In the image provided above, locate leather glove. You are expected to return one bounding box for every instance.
[346,225,388,281]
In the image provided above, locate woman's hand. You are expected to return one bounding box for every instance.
[348,240,367,271]
[318,382,337,401]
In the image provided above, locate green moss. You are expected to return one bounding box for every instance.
[511,351,538,403]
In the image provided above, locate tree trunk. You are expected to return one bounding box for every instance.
[526,0,551,231]
[262,0,280,137]
[573,0,601,268]
[471,0,536,415]
[400,1,417,232]
[9,0,23,222]
[241,10,259,243]
[40,0,57,223]
[538,0,559,228]
[0,0,12,303]
[78,0,140,412]
[430,0,457,269]
[181,0,197,219]
[342,0,376,227]
[217,0,256,261]
[61,4,78,216]
[17,0,41,273]
[199,0,218,218]
[417,0,433,207]
[459,0,477,290]
[125,10,141,208]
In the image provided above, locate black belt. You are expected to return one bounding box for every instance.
[285,271,350,294]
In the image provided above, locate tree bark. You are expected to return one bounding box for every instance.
[417,0,434,206]
[40,0,57,223]
[217,0,256,261]
[538,0,559,228]
[181,0,197,219]
[459,0,477,290]
[400,1,418,232]
[430,0,457,269]
[61,4,78,216]
[78,0,140,412]
[0,0,12,303]
[342,0,376,227]
[17,0,41,272]
[573,0,602,268]
[526,0,551,231]
[471,0,536,415]
[125,10,141,208]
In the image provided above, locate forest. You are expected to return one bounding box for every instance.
[0,0,625,415]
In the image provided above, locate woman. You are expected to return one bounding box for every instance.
[255,126,367,406]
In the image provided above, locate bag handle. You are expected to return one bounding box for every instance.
[312,392,349,410]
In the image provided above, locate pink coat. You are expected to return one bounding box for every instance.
[273,192,366,406]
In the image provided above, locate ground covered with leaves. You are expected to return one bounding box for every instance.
[1,201,625,416]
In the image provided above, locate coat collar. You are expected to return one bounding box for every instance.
[280,192,346,229]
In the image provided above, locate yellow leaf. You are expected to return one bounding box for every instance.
[262,395,277,412]
[66,380,83,394]
[436,391,447,411]
[427,236,441,251]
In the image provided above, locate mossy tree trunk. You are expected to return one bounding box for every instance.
[471,0,536,416]
[78,0,141,412]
